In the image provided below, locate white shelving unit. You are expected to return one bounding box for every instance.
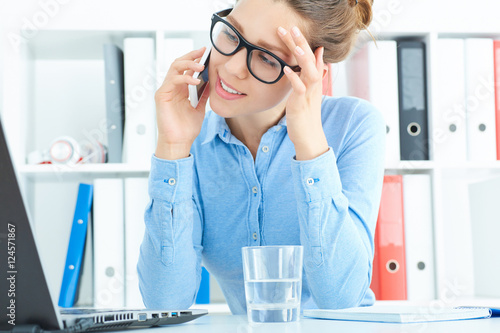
[2,0,500,309]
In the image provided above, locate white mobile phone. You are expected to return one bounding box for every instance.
[189,47,211,108]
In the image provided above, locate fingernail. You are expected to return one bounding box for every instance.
[284,66,292,74]
[278,27,287,36]
[292,26,300,37]
[295,46,304,56]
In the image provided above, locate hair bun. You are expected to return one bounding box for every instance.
[354,0,374,29]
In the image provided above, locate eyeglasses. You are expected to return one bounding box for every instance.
[210,8,301,84]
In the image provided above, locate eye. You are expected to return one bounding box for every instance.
[222,27,238,44]
[258,53,280,68]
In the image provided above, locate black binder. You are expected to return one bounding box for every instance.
[397,41,429,160]
[103,44,125,163]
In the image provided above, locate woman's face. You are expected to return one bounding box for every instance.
[207,0,308,118]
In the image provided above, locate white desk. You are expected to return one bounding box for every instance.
[131,314,500,333]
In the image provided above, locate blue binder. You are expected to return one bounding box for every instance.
[196,267,210,304]
[58,183,93,307]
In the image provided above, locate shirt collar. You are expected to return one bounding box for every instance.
[201,110,288,145]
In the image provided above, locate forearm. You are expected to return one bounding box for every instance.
[291,148,377,308]
[297,194,371,308]
[137,154,203,309]
[137,199,202,309]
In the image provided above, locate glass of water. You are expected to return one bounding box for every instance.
[242,245,304,323]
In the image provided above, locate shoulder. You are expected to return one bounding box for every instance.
[320,96,386,156]
[321,96,385,132]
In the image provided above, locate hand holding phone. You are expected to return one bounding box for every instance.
[153,47,210,160]
[189,46,211,108]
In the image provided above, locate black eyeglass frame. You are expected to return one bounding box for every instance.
[210,8,302,84]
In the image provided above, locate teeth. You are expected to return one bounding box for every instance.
[220,79,243,95]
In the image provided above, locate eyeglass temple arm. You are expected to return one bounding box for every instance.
[216,8,233,17]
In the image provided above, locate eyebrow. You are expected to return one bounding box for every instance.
[226,15,289,57]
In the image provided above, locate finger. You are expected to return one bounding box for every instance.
[169,59,205,76]
[278,26,320,83]
[176,47,206,62]
[159,74,201,96]
[170,74,202,87]
[283,66,306,95]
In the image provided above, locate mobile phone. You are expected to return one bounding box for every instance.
[189,47,211,108]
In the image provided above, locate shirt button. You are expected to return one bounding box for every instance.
[276,126,282,132]
[168,178,176,186]
[252,233,258,240]
[262,146,269,153]
[306,178,314,186]
[252,186,258,194]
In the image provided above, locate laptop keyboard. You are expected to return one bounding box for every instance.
[60,308,139,315]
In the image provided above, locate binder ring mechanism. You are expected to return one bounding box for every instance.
[407,122,421,137]
[386,259,400,273]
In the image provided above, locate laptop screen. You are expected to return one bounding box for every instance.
[0,119,62,330]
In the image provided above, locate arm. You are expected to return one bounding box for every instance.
[291,105,385,309]
[137,154,203,309]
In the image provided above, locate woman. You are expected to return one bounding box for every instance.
[137,0,385,314]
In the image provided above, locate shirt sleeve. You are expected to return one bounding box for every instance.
[137,154,204,309]
[290,104,386,309]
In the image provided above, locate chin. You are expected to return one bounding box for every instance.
[208,92,243,119]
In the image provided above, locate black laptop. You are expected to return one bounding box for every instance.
[0,118,207,332]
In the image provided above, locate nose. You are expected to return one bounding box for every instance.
[224,47,249,80]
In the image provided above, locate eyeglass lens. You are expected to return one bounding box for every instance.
[211,20,283,83]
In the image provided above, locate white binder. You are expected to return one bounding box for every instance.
[93,178,125,308]
[440,178,475,297]
[434,39,467,162]
[122,38,157,167]
[124,177,148,308]
[469,177,500,297]
[347,41,400,164]
[464,38,496,161]
[402,174,436,300]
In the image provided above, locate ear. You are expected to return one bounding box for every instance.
[321,63,329,80]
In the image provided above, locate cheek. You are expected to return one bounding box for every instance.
[257,80,292,103]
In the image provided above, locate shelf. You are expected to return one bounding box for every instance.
[385,160,435,171]
[18,163,150,181]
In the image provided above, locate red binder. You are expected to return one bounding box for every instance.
[370,175,407,300]
[494,41,500,160]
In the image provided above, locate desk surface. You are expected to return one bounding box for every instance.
[132,314,500,333]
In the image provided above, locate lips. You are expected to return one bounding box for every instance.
[220,77,244,95]
[215,74,247,101]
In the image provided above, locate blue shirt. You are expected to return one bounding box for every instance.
[137,96,386,314]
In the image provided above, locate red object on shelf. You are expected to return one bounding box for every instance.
[370,175,407,300]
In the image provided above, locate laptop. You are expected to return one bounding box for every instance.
[0,118,207,332]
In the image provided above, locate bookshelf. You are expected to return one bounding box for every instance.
[2,0,500,310]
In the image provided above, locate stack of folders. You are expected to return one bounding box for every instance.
[347,39,500,163]
[304,305,496,323]
[370,174,435,301]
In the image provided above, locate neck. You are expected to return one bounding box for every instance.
[226,100,286,149]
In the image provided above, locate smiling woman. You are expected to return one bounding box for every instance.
[138,0,385,316]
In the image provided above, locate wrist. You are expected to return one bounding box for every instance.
[294,137,329,161]
[155,141,192,160]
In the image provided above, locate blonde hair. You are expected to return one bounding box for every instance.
[281,0,374,63]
